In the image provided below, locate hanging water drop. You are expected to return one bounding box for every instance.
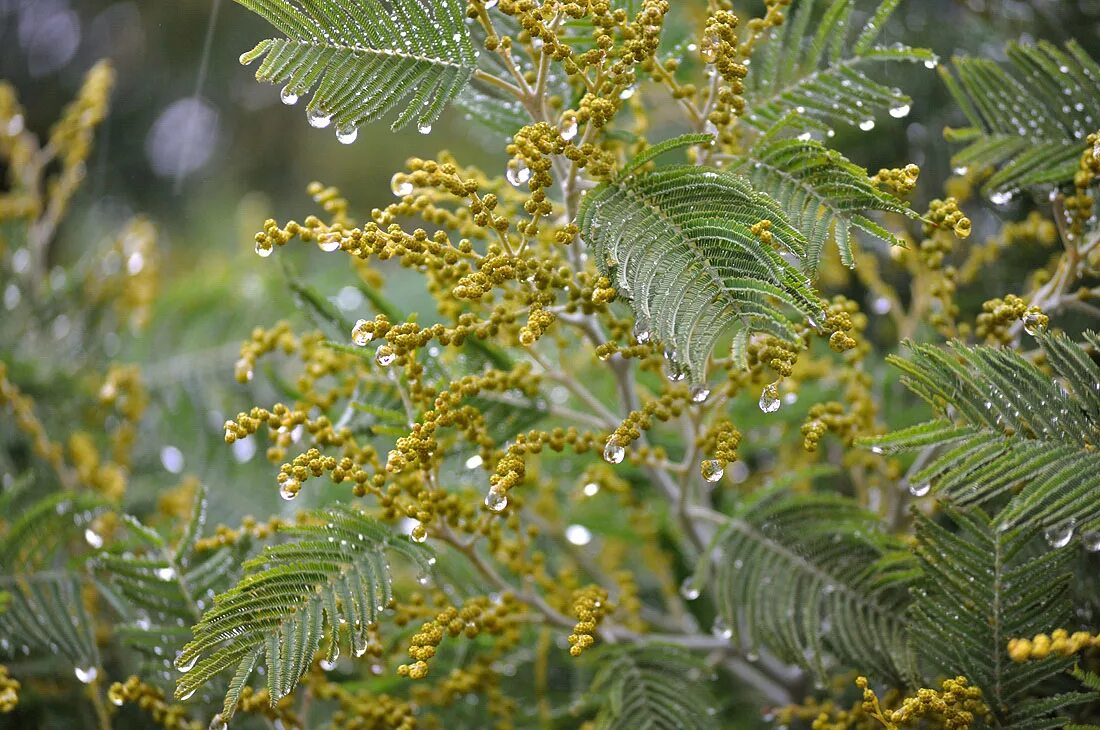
[156,566,175,581]
[84,527,103,549]
[758,382,781,413]
[1022,311,1047,336]
[565,524,593,546]
[506,161,531,187]
[582,482,600,497]
[336,125,358,144]
[178,687,196,701]
[280,86,299,105]
[484,488,508,512]
[699,33,719,64]
[560,116,578,141]
[603,437,625,464]
[74,665,98,684]
[110,693,124,707]
[711,616,733,640]
[889,103,911,119]
[1083,531,1100,552]
[391,173,413,197]
[352,319,373,346]
[234,357,254,382]
[483,0,498,8]
[989,190,1013,206]
[1045,522,1075,548]
[632,318,651,344]
[320,657,337,671]
[255,241,274,258]
[280,478,300,501]
[618,85,636,100]
[209,714,227,730]
[924,57,939,69]
[410,523,427,543]
[700,459,724,483]
[679,577,700,601]
[908,482,931,497]
[417,122,432,135]
[307,107,332,129]
[690,384,710,404]
[859,119,876,132]
[176,653,198,673]
[375,346,397,367]
[666,361,686,382]
[317,232,342,252]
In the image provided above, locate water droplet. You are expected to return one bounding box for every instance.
[178,687,196,701]
[375,346,397,367]
[307,107,332,129]
[618,85,636,100]
[84,528,103,549]
[565,524,592,546]
[889,103,911,119]
[74,665,98,684]
[582,482,600,497]
[318,232,342,253]
[209,714,227,730]
[352,319,373,346]
[280,86,298,105]
[990,190,1013,206]
[391,173,413,197]
[797,131,812,141]
[923,57,939,69]
[690,384,710,403]
[156,566,175,581]
[484,0,498,7]
[666,361,686,382]
[417,122,432,135]
[255,241,274,258]
[110,693,123,706]
[1083,531,1100,552]
[410,524,427,543]
[506,161,531,187]
[758,382,781,413]
[632,318,651,344]
[679,577,700,601]
[465,454,483,470]
[908,482,931,497]
[1045,522,1075,548]
[859,119,876,132]
[234,357,254,382]
[711,616,733,640]
[484,488,508,512]
[280,478,300,501]
[603,437,625,464]
[700,459,724,482]
[560,117,578,141]
[870,445,884,454]
[336,125,358,144]
[1023,311,1046,336]
[176,653,197,673]
[320,657,337,671]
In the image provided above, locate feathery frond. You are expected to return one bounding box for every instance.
[910,508,1075,727]
[577,150,822,381]
[864,332,1100,535]
[744,0,935,135]
[941,40,1100,193]
[236,0,476,132]
[730,122,918,271]
[0,572,100,673]
[587,644,718,730]
[712,491,916,684]
[174,503,431,720]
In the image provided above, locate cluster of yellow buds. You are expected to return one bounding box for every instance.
[856,675,990,730]
[603,389,688,463]
[1066,131,1100,240]
[398,595,520,679]
[0,666,19,713]
[696,419,742,482]
[871,165,921,197]
[925,196,972,240]
[568,585,612,656]
[319,681,416,730]
[1008,628,1100,662]
[107,676,199,730]
[974,295,1046,343]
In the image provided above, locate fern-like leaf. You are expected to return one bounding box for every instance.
[588,644,718,730]
[744,0,935,134]
[712,491,916,684]
[174,504,431,720]
[577,153,822,381]
[942,40,1100,193]
[0,572,100,674]
[911,508,1076,727]
[236,0,475,132]
[864,332,1100,534]
[730,123,918,270]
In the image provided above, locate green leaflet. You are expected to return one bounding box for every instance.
[236,0,475,132]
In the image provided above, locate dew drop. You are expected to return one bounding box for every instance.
[484,488,508,512]
[178,687,196,701]
[255,241,274,258]
[908,482,931,497]
[582,482,600,497]
[391,173,413,197]
[484,0,497,7]
[632,318,651,344]
[375,346,397,367]
[700,459,724,483]
[506,161,531,187]
[156,566,176,581]
[417,122,432,135]
[758,382,781,413]
[318,232,342,252]
[560,117,578,141]
[690,384,710,404]
[711,616,733,640]
[618,85,636,100]
[1083,531,1100,552]
[352,319,373,346]
[989,190,1013,206]
[565,524,593,546]
[84,528,104,549]
[280,86,299,105]
[307,107,332,129]
[1022,311,1047,336]
[603,437,625,464]
[336,125,358,145]
[280,478,300,501]
[74,665,98,684]
[924,57,939,69]
[679,577,700,601]
[870,445,884,455]
[110,694,124,706]
[859,119,876,132]
[234,357,254,382]
[889,104,911,119]
[410,524,427,543]
[209,714,227,730]
[1045,522,1075,549]
[320,657,337,671]
[465,454,483,470]
[176,653,197,673]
